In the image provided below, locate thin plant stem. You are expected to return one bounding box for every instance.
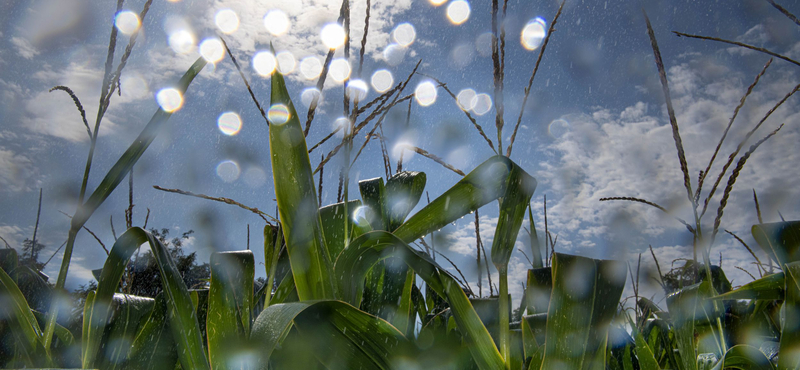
[696,58,772,202]
[674,31,800,68]
[725,229,763,277]
[31,189,42,261]
[599,197,695,233]
[49,86,91,139]
[153,185,276,224]
[396,145,466,176]
[508,1,565,157]
[476,210,483,297]
[491,0,503,154]
[220,37,269,126]
[764,0,800,26]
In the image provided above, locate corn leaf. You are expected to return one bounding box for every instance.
[250,300,416,368]
[83,227,209,370]
[752,221,800,266]
[384,171,427,231]
[207,251,254,369]
[269,70,334,301]
[0,265,46,365]
[125,294,178,370]
[712,272,784,301]
[780,261,800,369]
[625,314,661,370]
[667,280,720,370]
[335,231,505,370]
[359,177,388,231]
[393,155,535,244]
[710,345,775,370]
[540,253,627,370]
[319,200,365,259]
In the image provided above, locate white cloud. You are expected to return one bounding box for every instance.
[0,147,38,192]
[536,54,800,259]
[0,225,25,249]
[11,37,39,59]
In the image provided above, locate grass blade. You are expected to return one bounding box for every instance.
[780,261,800,369]
[710,344,775,370]
[712,272,784,301]
[0,265,46,366]
[752,221,800,266]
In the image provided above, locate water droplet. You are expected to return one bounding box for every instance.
[471,93,492,115]
[115,11,140,35]
[217,112,242,135]
[156,88,183,112]
[329,58,351,83]
[321,23,346,49]
[300,56,323,80]
[267,104,291,125]
[301,88,321,107]
[216,160,240,183]
[456,88,476,111]
[276,51,296,74]
[199,38,224,63]
[264,9,290,36]
[392,23,416,47]
[168,30,195,54]
[215,9,239,34]
[521,17,547,51]
[252,51,277,77]
[346,79,369,102]
[414,81,437,106]
[371,69,394,93]
[447,1,470,25]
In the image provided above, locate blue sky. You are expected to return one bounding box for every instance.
[1,0,799,303]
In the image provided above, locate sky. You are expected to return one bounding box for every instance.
[1,0,800,306]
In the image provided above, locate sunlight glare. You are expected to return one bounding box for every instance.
[276,51,296,74]
[300,56,323,80]
[371,69,394,93]
[215,9,239,34]
[199,38,224,63]
[217,112,242,136]
[521,17,547,51]
[115,11,140,35]
[352,206,374,227]
[156,88,183,112]
[264,9,290,36]
[267,104,291,125]
[252,51,277,77]
[447,1,470,25]
[321,23,346,49]
[414,81,437,106]
[329,58,351,83]
[429,0,448,5]
[392,23,416,47]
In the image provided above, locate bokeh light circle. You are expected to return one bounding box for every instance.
[392,23,416,47]
[371,69,394,93]
[252,51,277,76]
[199,38,225,63]
[447,1,470,25]
[321,23,346,49]
[521,17,547,51]
[156,88,183,112]
[456,88,476,111]
[300,56,323,80]
[329,58,351,83]
[216,160,240,183]
[267,104,291,125]
[276,51,296,74]
[414,81,437,106]
[548,118,570,138]
[471,93,492,115]
[168,30,195,54]
[301,88,321,107]
[264,9,290,36]
[115,11,140,35]
[217,112,242,135]
[346,79,369,102]
[215,9,239,34]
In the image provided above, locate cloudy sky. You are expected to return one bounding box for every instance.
[1,0,799,305]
